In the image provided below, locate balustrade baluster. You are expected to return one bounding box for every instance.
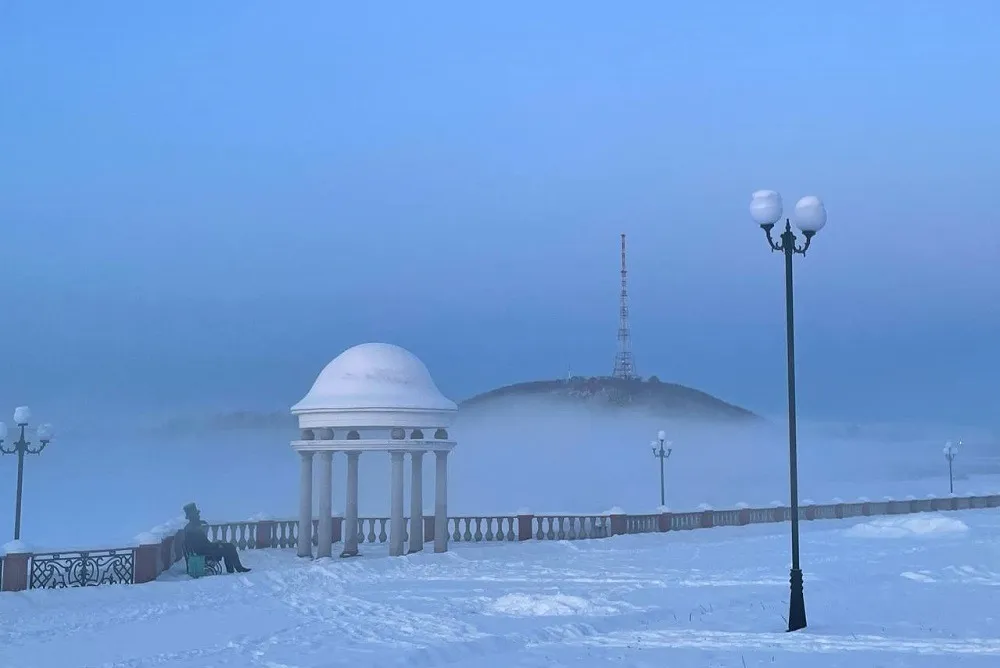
[484,518,495,541]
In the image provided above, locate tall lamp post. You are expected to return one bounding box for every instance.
[651,429,672,507]
[943,440,959,494]
[0,406,55,540]
[751,190,828,633]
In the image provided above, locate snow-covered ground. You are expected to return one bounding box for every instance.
[2,509,998,667]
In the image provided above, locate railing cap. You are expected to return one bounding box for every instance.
[1,539,33,555]
[734,502,749,509]
[656,504,672,513]
[247,512,276,522]
[515,507,532,516]
[602,506,625,515]
[697,503,713,511]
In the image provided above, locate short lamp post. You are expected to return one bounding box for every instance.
[943,440,959,494]
[651,429,672,507]
[751,190,828,633]
[0,406,54,540]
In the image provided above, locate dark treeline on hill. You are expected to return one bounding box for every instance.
[460,376,761,422]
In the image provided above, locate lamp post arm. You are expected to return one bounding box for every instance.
[26,441,48,455]
[762,223,782,252]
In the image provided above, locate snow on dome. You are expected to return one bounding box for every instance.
[292,343,457,413]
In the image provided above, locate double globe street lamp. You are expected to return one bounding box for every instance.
[751,190,828,633]
[0,406,54,540]
[651,429,673,507]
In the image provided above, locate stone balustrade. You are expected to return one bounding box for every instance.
[2,493,998,592]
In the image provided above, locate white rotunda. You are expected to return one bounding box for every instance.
[291,342,458,558]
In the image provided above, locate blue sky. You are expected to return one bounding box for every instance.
[1,1,998,426]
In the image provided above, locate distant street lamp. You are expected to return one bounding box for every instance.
[651,429,672,507]
[751,190,828,633]
[0,406,55,540]
[943,440,960,494]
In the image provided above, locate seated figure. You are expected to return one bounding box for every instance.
[182,502,251,574]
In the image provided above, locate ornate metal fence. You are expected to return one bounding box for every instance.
[28,549,135,589]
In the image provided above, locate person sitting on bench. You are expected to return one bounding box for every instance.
[182,502,251,574]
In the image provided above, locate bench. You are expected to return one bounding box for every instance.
[182,542,225,578]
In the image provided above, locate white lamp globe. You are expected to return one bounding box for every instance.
[793,196,827,233]
[0,422,6,441]
[657,430,666,441]
[750,190,783,226]
[13,406,30,425]
[37,423,54,441]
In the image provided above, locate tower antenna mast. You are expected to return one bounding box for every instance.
[612,233,636,380]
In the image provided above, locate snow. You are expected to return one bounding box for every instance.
[292,343,458,413]
[843,514,970,539]
[0,539,31,555]
[3,510,1000,667]
[133,532,162,546]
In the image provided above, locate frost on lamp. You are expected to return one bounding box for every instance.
[750,190,783,226]
[793,195,827,233]
[13,406,31,426]
[657,429,666,442]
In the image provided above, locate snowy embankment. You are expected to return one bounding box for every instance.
[1,509,999,667]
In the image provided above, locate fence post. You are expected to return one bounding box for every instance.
[423,515,435,543]
[133,533,161,584]
[658,511,672,532]
[861,502,872,516]
[737,508,750,526]
[331,517,343,544]
[160,534,175,570]
[255,520,275,549]
[700,510,714,529]
[1,541,31,592]
[609,513,627,536]
[517,512,534,541]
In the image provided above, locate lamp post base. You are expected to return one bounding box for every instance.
[787,568,807,632]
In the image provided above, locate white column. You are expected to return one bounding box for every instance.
[342,451,360,557]
[389,450,406,557]
[297,451,314,558]
[434,450,449,553]
[317,451,333,558]
[408,451,425,553]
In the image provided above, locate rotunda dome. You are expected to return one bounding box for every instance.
[291,343,458,413]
